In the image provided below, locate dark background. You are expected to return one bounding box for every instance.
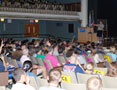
[97,0,117,37]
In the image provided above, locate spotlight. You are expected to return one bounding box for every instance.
[35,19,39,23]
[1,18,4,22]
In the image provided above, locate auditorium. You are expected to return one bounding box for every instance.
[0,0,117,90]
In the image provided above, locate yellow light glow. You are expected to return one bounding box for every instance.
[1,18,4,22]
[35,19,39,23]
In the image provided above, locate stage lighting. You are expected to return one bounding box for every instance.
[35,19,39,23]
[1,18,4,22]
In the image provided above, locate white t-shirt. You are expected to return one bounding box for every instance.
[11,83,35,90]
[39,86,65,90]
[20,55,31,65]
[96,24,104,30]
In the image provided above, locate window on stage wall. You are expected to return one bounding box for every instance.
[68,24,74,33]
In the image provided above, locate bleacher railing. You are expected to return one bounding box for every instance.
[0,7,80,16]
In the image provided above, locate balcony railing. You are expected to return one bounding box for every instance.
[0,7,80,16]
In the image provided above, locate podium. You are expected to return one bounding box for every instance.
[78,27,98,43]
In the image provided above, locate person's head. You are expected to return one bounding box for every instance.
[69,56,77,64]
[22,49,29,56]
[53,44,58,51]
[87,76,102,90]
[99,20,103,24]
[47,46,54,54]
[12,68,27,83]
[91,49,96,56]
[58,47,64,55]
[106,62,117,77]
[66,48,74,57]
[48,68,61,86]
[21,45,27,50]
[23,61,33,72]
[85,62,94,74]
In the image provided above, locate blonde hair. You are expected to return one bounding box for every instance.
[87,77,102,90]
[48,68,61,83]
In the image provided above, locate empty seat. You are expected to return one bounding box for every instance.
[102,76,117,88]
[77,73,98,84]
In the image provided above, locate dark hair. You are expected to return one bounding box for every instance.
[23,61,32,72]
[12,68,25,82]
[66,48,74,57]
[47,46,53,52]
[58,47,64,54]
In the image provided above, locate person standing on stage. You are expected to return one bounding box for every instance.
[94,20,104,43]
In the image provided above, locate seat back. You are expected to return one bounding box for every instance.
[94,67,107,75]
[0,72,8,86]
[43,60,53,70]
[36,58,44,66]
[77,73,98,84]
[29,76,39,90]
[36,77,48,88]
[43,60,53,73]
[57,56,66,64]
[102,76,117,88]
[30,56,38,65]
[61,82,86,90]
[102,88,117,90]
[61,71,77,84]
[104,55,113,63]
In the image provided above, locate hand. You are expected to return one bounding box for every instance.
[0,40,4,47]
[0,55,5,62]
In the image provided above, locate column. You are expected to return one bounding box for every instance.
[81,0,88,27]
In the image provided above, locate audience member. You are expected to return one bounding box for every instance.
[87,76,102,90]
[11,68,35,90]
[44,47,60,68]
[39,68,65,90]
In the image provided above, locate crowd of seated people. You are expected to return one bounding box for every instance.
[0,37,117,90]
[0,0,65,11]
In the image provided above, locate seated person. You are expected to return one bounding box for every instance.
[106,46,117,62]
[23,61,37,79]
[34,47,45,59]
[23,61,47,79]
[39,68,65,90]
[85,62,94,74]
[106,62,117,77]
[63,55,84,75]
[20,48,31,65]
[87,76,102,90]
[44,47,60,68]
[11,68,35,90]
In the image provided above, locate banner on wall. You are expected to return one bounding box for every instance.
[7,19,12,23]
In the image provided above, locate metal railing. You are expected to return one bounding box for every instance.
[0,7,80,16]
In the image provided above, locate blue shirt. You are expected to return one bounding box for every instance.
[0,61,5,72]
[63,64,84,74]
[26,72,37,79]
[106,53,117,62]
